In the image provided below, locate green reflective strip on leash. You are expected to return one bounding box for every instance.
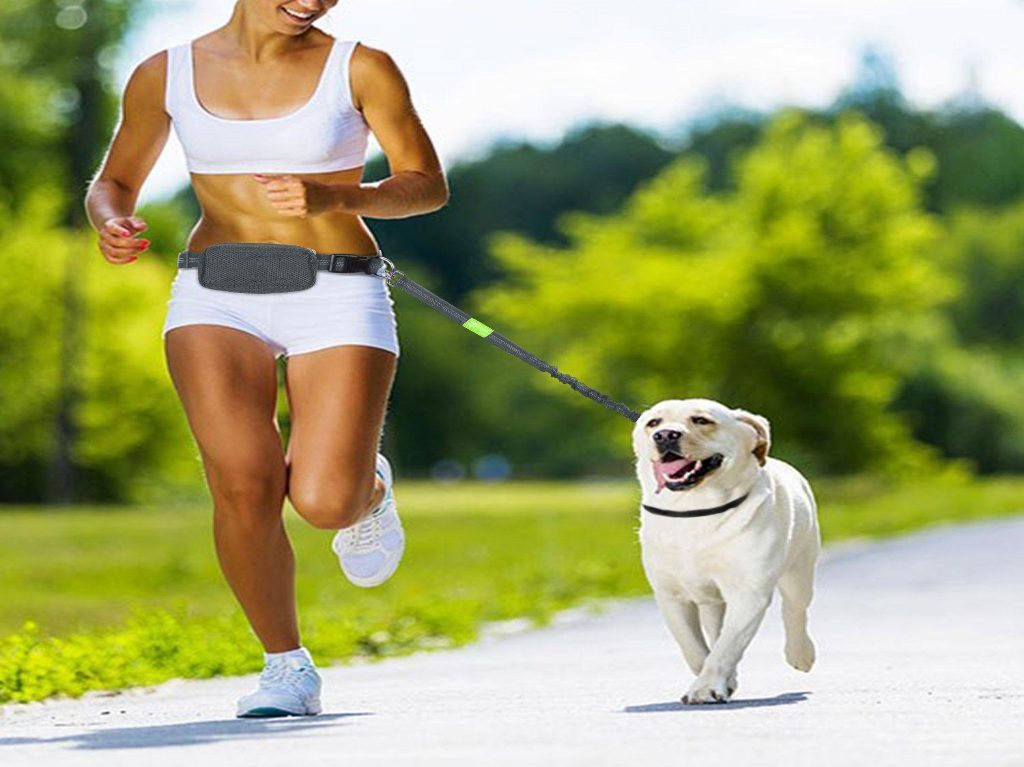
[373,258,641,422]
[462,318,494,337]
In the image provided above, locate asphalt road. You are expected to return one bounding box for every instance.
[2,517,1023,766]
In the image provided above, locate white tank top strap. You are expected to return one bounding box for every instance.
[337,39,360,112]
[163,42,186,117]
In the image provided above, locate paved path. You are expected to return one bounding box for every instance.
[2,517,1023,766]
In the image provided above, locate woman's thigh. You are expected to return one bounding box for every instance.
[283,344,397,528]
[164,324,286,511]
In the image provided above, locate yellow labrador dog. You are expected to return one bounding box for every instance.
[632,398,820,704]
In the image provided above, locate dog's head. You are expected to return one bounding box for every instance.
[631,398,771,496]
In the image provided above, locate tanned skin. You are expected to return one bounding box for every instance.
[84,0,448,652]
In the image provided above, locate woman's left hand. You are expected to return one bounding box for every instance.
[253,174,348,217]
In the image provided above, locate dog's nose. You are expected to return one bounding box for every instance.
[652,429,682,446]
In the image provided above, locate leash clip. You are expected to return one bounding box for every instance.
[377,255,403,286]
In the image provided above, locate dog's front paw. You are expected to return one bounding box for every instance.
[785,634,816,672]
[682,676,733,705]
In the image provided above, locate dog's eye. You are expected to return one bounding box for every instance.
[690,416,714,426]
[646,417,662,428]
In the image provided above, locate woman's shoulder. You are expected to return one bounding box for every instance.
[346,41,410,113]
[127,47,173,86]
[347,40,403,79]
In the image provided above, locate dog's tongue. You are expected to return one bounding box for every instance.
[653,457,691,492]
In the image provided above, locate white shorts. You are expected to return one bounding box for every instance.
[162,264,400,359]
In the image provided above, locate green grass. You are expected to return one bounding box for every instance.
[1,476,1021,704]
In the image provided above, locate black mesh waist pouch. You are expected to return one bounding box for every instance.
[197,242,319,294]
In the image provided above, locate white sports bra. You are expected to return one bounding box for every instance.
[164,37,370,174]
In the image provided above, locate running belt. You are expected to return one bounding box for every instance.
[176,249,383,274]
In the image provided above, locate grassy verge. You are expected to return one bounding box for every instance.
[1,476,1021,704]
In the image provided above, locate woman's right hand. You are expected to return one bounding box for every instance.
[98,216,150,264]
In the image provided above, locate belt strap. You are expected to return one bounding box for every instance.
[177,249,385,275]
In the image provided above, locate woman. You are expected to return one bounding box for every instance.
[83,0,448,718]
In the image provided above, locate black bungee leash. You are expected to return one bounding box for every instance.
[373,256,643,423]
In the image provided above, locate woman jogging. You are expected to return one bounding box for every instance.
[83,0,448,718]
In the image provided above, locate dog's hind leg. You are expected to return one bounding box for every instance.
[653,592,709,676]
[778,543,818,672]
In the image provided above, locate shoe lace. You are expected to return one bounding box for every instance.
[259,661,315,697]
[339,486,391,552]
[342,504,386,551]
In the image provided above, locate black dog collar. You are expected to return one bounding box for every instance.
[642,492,750,518]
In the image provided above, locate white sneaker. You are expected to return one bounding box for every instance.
[236,650,322,718]
[331,452,405,588]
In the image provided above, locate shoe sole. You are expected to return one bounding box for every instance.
[237,699,322,718]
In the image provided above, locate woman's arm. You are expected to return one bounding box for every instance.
[253,44,450,221]
[84,51,171,262]
[339,44,449,218]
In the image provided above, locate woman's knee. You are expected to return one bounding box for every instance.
[207,458,286,525]
[289,476,375,530]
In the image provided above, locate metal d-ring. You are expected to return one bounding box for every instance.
[377,255,403,286]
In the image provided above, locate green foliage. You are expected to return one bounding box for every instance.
[1,477,1021,704]
[476,112,954,475]
[0,191,66,495]
[0,191,200,502]
[888,201,1024,472]
[942,202,1024,349]
[367,122,676,298]
[897,346,1024,473]
[0,0,151,223]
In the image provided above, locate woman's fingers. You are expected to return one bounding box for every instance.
[102,244,141,263]
[99,218,149,263]
[267,191,304,204]
[253,174,310,216]
[101,228,149,249]
[104,232,149,249]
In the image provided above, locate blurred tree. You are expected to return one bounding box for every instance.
[674,47,1024,214]
[943,202,1024,349]
[0,193,65,501]
[0,190,196,503]
[365,121,676,298]
[0,0,151,222]
[682,108,764,193]
[1,0,156,502]
[474,111,955,475]
[897,347,1024,473]
[924,108,1024,211]
[892,202,1024,473]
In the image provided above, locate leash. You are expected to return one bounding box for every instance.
[374,257,642,422]
[642,492,750,518]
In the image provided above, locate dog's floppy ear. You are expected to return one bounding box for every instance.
[732,409,771,466]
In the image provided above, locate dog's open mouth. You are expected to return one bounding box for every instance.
[653,452,724,492]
